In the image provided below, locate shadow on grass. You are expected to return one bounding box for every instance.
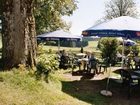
[61,77,114,105]
[61,76,140,105]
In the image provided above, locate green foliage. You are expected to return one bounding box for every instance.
[37,43,56,55]
[37,44,48,55]
[36,53,59,81]
[131,45,140,55]
[99,38,119,65]
[34,0,77,34]
[117,45,140,56]
[117,45,131,56]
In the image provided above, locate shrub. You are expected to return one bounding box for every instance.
[131,45,140,56]
[99,38,119,66]
[37,44,47,55]
[117,45,132,56]
[36,54,59,81]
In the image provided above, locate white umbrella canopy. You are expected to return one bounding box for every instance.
[37,30,83,50]
[82,16,140,39]
[37,30,82,41]
[89,16,140,31]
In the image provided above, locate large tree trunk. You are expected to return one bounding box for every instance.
[25,0,37,68]
[2,0,36,69]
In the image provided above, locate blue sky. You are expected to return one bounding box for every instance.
[63,0,140,35]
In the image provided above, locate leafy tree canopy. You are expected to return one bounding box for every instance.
[104,0,138,20]
[35,0,77,34]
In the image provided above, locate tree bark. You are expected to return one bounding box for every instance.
[25,0,37,68]
[2,0,36,69]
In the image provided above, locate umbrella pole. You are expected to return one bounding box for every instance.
[121,38,125,68]
[80,39,83,53]
[100,64,112,97]
[58,40,60,51]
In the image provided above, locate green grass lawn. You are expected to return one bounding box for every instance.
[0,68,140,105]
[0,68,119,105]
[0,70,90,105]
[42,41,98,52]
[40,41,101,57]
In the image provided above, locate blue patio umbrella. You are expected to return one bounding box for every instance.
[82,16,140,96]
[117,37,137,46]
[37,30,82,50]
[82,16,140,67]
[82,16,140,39]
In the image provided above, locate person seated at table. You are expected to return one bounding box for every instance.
[125,57,133,69]
[75,53,84,70]
[59,50,69,69]
[88,52,98,74]
[83,51,90,70]
[116,51,122,62]
[133,52,140,69]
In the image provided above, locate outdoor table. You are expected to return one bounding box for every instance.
[78,58,89,70]
[81,58,89,62]
[76,53,86,57]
